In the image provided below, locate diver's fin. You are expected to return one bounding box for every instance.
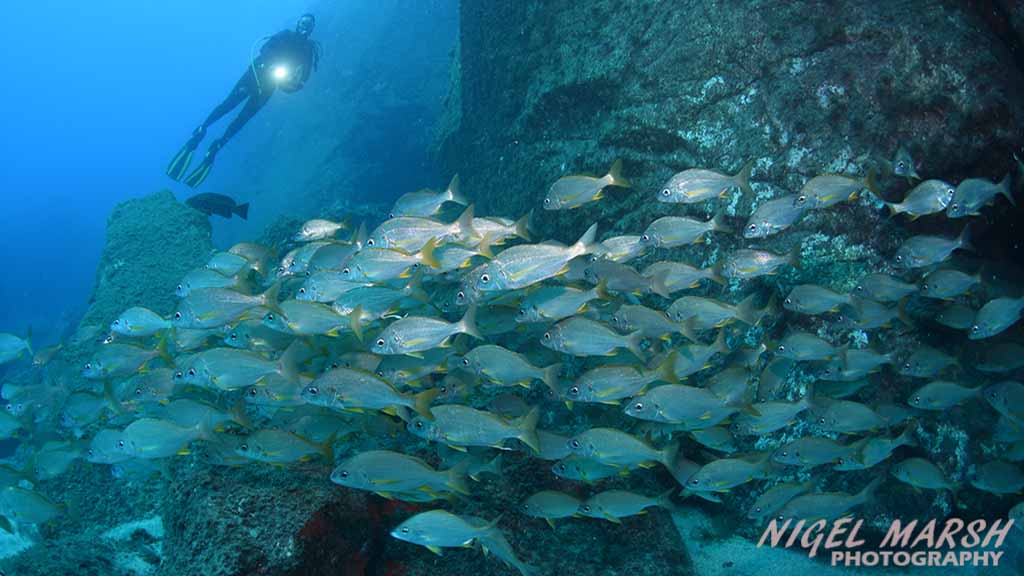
[167,128,205,181]
[184,145,219,189]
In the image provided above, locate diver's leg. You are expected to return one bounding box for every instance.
[200,70,256,130]
[214,87,273,148]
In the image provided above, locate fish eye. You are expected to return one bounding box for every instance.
[582,505,592,513]
[777,515,784,522]
[342,267,351,275]
[754,506,762,513]
[461,358,470,366]
[690,478,699,485]
[248,387,258,397]
[894,255,902,263]
[902,362,911,370]
[230,332,238,341]
[308,386,319,396]
[543,198,551,206]
[176,284,183,291]
[188,368,196,376]
[922,283,929,291]
[401,527,409,534]
[85,362,92,369]
[117,440,125,448]
[633,402,644,411]
[415,421,424,429]
[377,370,385,377]
[748,224,756,232]
[113,320,120,326]
[569,386,579,396]
[481,274,490,284]
[388,213,395,219]
[555,463,566,472]
[339,470,349,478]
[897,161,906,169]
[88,449,94,457]
[837,458,845,466]
[970,325,979,334]
[950,203,958,211]
[298,288,306,294]
[784,298,792,305]
[641,234,650,242]
[267,313,275,321]
[240,444,248,451]
[174,371,183,379]
[367,238,375,246]
[818,417,826,424]
[797,195,806,204]
[661,188,671,197]
[543,332,551,341]
[174,312,182,320]
[376,338,385,347]
[776,345,785,352]
[135,387,143,396]
[570,439,580,449]
[912,395,921,404]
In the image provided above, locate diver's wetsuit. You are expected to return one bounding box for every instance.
[201,29,318,145]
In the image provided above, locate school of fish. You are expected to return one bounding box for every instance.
[0,153,1022,574]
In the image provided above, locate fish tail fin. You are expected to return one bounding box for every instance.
[897,420,918,448]
[734,159,755,199]
[102,380,128,415]
[593,279,612,302]
[542,363,562,396]
[516,407,541,453]
[459,305,483,340]
[481,453,503,480]
[259,281,285,317]
[957,224,975,253]
[230,396,253,429]
[352,222,369,248]
[349,305,365,342]
[476,234,495,259]
[418,237,441,269]
[656,487,678,512]
[896,296,915,328]
[234,202,250,220]
[456,204,478,240]
[660,441,680,471]
[153,333,174,367]
[412,387,441,420]
[734,293,761,326]
[658,351,679,384]
[626,330,646,360]
[23,327,33,358]
[856,475,883,506]
[405,272,431,303]
[708,261,727,286]
[886,202,902,216]
[999,173,1017,207]
[446,174,467,205]
[679,317,700,343]
[786,246,801,270]
[277,340,304,383]
[864,166,880,197]
[514,211,533,241]
[572,223,604,258]
[649,270,672,299]
[607,159,631,188]
[712,326,729,355]
[446,458,472,495]
[711,210,732,234]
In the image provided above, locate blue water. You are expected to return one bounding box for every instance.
[0,0,456,347]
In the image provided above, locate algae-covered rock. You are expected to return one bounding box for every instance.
[79,190,212,328]
[442,0,1024,241]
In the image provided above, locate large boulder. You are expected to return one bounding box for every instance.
[439,0,1024,232]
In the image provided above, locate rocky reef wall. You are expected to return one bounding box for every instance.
[439,0,1024,239]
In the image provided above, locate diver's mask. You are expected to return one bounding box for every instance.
[297,14,315,37]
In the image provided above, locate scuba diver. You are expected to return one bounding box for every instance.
[167,14,322,188]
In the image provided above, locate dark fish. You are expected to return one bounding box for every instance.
[185,193,250,220]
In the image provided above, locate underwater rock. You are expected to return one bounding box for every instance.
[65,190,212,364]
[80,190,213,329]
[442,0,1024,234]
[156,462,379,576]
